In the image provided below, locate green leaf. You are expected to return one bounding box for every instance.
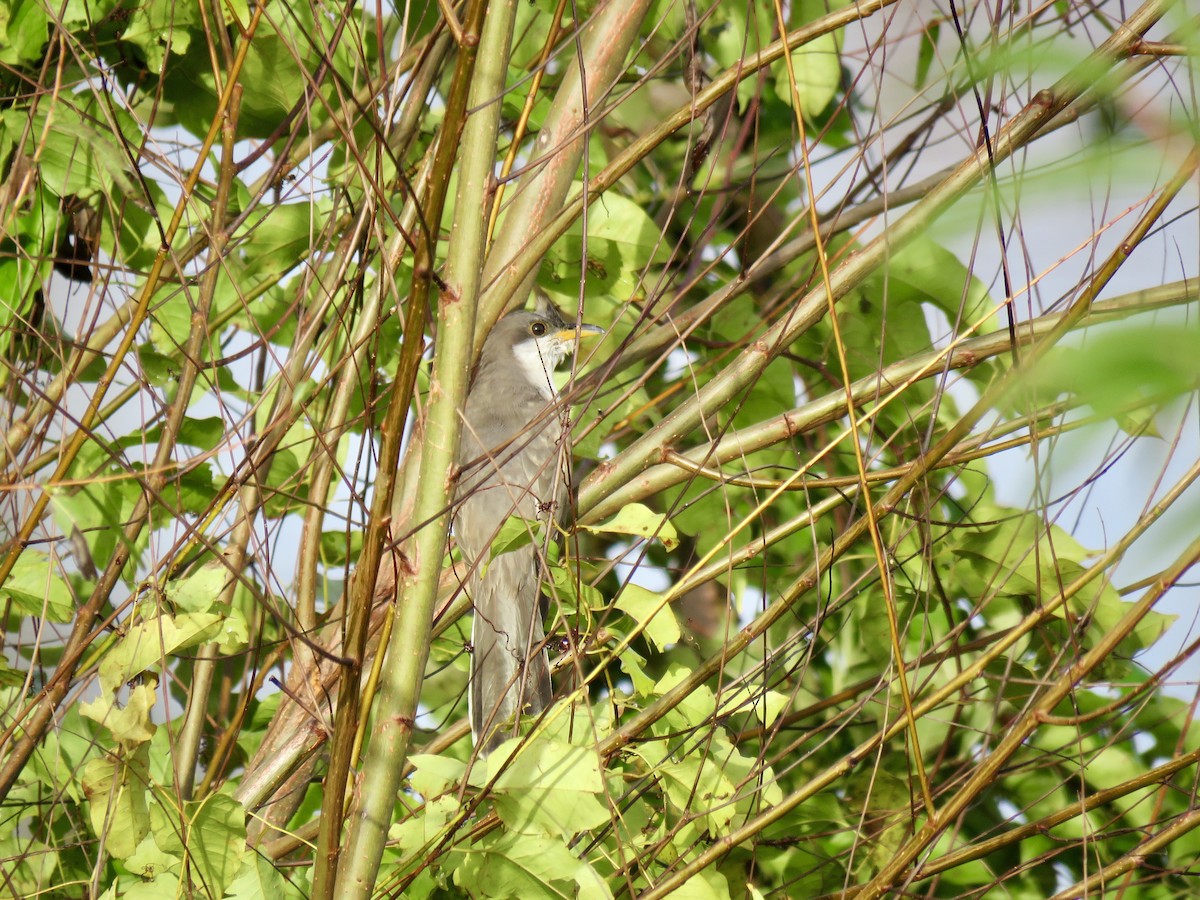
[115,872,185,900]
[0,0,50,64]
[119,0,200,70]
[727,356,797,432]
[215,602,251,654]
[81,746,152,860]
[916,20,941,89]
[547,561,605,613]
[0,549,74,622]
[161,1,363,139]
[80,681,158,745]
[871,235,993,328]
[391,795,462,861]
[169,463,221,516]
[541,189,669,299]
[320,529,365,567]
[493,737,603,793]
[492,738,609,836]
[708,3,774,113]
[0,657,24,688]
[98,612,223,692]
[651,665,716,729]
[186,792,247,898]
[615,584,680,651]
[224,854,304,900]
[148,283,195,354]
[125,833,182,882]
[409,754,469,798]
[164,562,229,613]
[177,416,228,451]
[452,832,581,899]
[615,640,655,696]
[24,702,98,800]
[633,738,737,836]
[715,681,789,725]
[1027,323,1200,422]
[18,101,140,199]
[659,865,731,899]
[50,474,136,575]
[580,503,679,550]
[234,199,322,282]
[775,32,841,116]
[486,515,544,563]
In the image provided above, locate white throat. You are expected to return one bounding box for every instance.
[511,338,563,400]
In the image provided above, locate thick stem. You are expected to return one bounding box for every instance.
[326,1,495,894]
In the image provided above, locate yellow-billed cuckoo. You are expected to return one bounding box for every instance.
[455,298,603,754]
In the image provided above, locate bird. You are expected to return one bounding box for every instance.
[454,297,603,755]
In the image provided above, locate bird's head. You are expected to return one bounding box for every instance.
[484,297,604,398]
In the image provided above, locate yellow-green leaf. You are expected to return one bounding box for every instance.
[80,682,158,745]
[81,748,151,860]
[775,32,840,116]
[581,503,678,550]
[99,613,222,693]
[615,584,680,651]
[1,549,75,622]
[164,562,229,613]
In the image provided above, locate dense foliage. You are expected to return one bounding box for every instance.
[1,0,1198,897]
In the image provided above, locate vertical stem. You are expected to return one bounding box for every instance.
[314,2,493,896]
[333,0,510,894]
[173,82,242,802]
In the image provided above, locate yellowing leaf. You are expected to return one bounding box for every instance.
[80,682,158,745]
[99,613,223,693]
[581,503,678,550]
[165,563,229,613]
[615,584,680,651]
[81,748,152,860]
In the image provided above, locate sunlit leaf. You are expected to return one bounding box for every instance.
[492,738,609,836]
[186,792,247,898]
[80,681,158,745]
[81,747,152,860]
[775,33,841,116]
[98,613,223,692]
[0,548,74,622]
[581,503,679,550]
[615,584,681,650]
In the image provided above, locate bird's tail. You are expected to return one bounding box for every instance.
[468,550,553,755]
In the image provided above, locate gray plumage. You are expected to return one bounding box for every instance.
[455,300,602,755]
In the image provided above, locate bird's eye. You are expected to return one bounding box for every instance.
[530,322,547,336]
